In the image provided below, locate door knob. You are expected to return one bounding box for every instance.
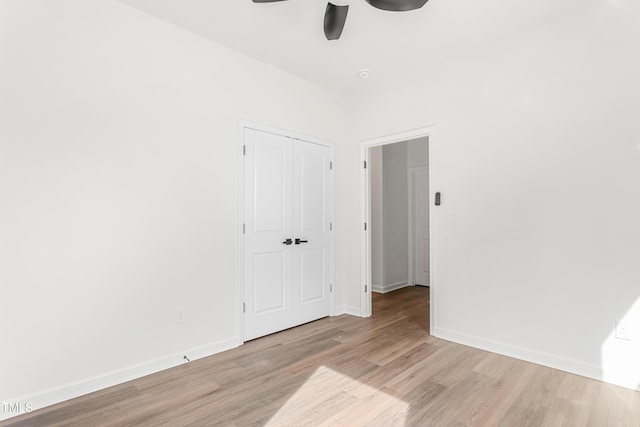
[282,238,293,245]
[295,238,308,245]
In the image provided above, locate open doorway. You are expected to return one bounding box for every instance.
[369,138,429,293]
[360,127,434,332]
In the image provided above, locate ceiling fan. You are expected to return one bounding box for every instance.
[252,0,430,41]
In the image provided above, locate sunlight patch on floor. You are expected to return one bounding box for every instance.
[266,365,409,426]
[601,297,640,393]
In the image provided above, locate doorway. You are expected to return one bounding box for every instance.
[239,123,335,342]
[360,127,434,331]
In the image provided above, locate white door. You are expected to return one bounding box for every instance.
[412,167,430,286]
[243,129,293,341]
[292,140,331,325]
[243,128,331,341]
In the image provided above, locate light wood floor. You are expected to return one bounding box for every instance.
[3,286,640,426]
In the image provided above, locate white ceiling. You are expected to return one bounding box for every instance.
[117,0,600,96]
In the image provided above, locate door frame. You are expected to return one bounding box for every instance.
[238,121,336,344]
[360,126,435,333]
[408,165,429,287]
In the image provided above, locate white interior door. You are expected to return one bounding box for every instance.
[412,167,430,286]
[243,128,331,341]
[243,129,293,341]
[292,140,331,325]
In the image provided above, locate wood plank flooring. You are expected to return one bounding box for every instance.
[3,286,639,426]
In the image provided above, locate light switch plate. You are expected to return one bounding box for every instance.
[615,320,633,341]
[176,306,186,324]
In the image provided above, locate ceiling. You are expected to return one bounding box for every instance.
[117,0,600,97]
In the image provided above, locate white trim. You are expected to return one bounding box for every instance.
[372,281,410,294]
[239,120,335,149]
[360,126,434,323]
[0,337,239,422]
[361,127,434,148]
[360,145,371,318]
[328,143,336,318]
[428,140,437,334]
[237,121,246,343]
[407,167,415,287]
[238,121,336,343]
[433,327,640,392]
[334,304,362,317]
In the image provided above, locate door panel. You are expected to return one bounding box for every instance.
[243,128,293,341]
[244,129,331,340]
[254,144,287,232]
[420,240,429,281]
[413,167,430,285]
[292,140,331,325]
[299,248,325,302]
[253,252,286,314]
[299,152,325,232]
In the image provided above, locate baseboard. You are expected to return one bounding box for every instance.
[0,337,240,422]
[371,281,409,294]
[433,327,640,392]
[334,304,361,317]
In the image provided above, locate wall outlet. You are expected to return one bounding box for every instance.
[175,306,186,324]
[615,320,633,341]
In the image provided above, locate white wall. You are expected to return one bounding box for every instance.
[347,2,640,389]
[0,0,347,416]
[382,142,408,288]
[2,1,639,418]
[407,136,429,285]
[371,142,415,294]
[407,137,429,168]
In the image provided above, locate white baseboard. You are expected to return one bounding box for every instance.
[372,281,409,294]
[0,337,240,422]
[334,304,361,317]
[433,327,640,392]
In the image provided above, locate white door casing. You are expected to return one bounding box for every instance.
[243,127,332,341]
[360,126,433,321]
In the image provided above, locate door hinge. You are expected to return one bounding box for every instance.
[243,223,246,234]
[243,145,246,155]
[364,222,367,231]
[365,285,368,293]
[330,222,333,231]
[330,284,333,293]
[364,160,367,169]
[243,302,246,313]
[330,161,333,170]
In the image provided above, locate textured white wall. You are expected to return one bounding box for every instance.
[346,2,640,389]
[0,0,347,413]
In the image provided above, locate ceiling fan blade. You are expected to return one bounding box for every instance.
[252,0,287,3]
[365,0,429,12]
[324,3,349,40]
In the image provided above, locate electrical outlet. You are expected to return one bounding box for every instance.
[615,320,633,341]
[175,306,186,324]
